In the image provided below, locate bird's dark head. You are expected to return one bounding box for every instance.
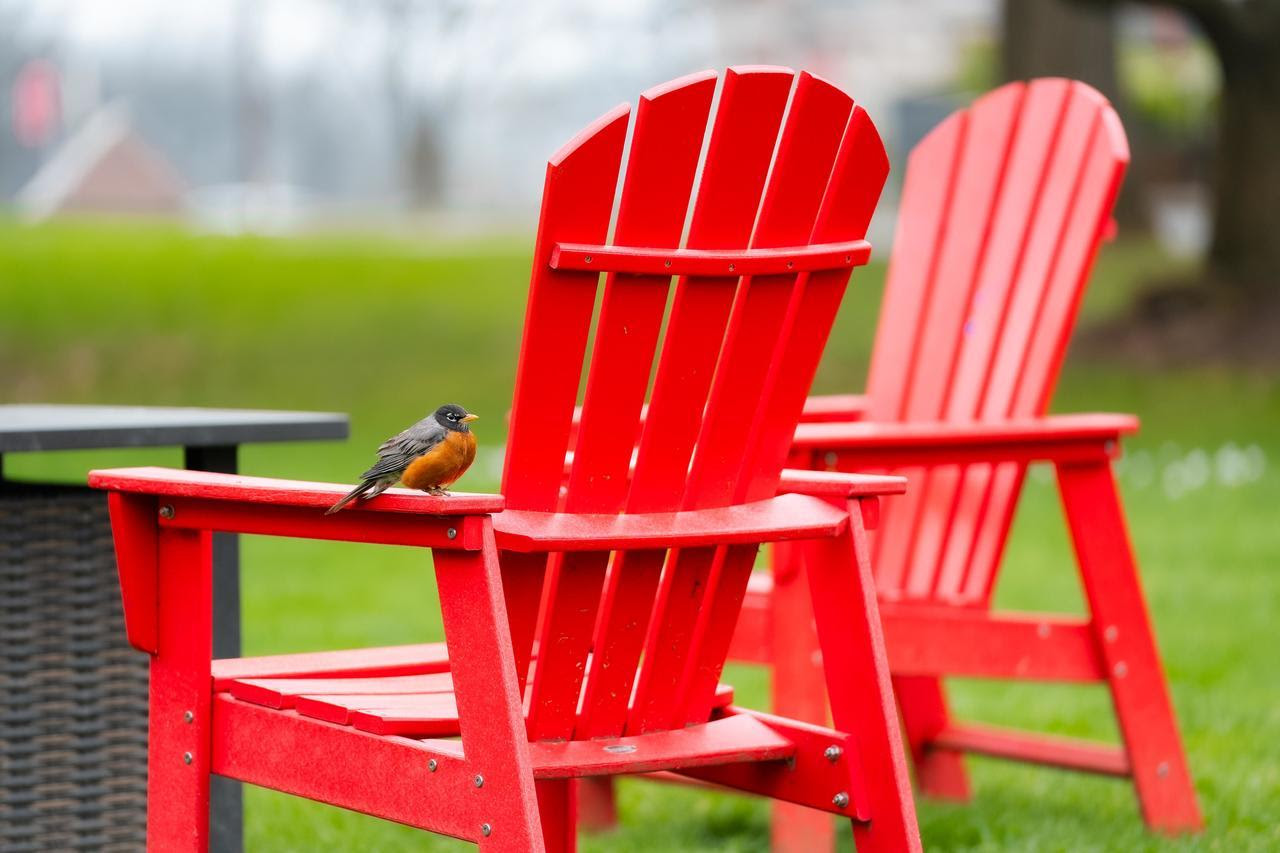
[434,403,478,432]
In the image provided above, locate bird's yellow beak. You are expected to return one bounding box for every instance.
[461,413,479,423]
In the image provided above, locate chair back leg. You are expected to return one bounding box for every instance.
[892,675,972,800]
[1057,460,1203,832]
[536,779,577,853]
[574,777,617,832]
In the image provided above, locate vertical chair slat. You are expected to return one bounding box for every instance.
[502,102,628,746]
[629,66,796,508]
[580,67,794,740]
[898,83,1027,600]
[863,111,967,596]
[931,78,1074,600]
[961,86,1108,604]
[677,105,890,725]
[503,105,630,513]
[741,106,889,501]
[864,111,967,422]
[966,89,1127,604]
[633,72,854,734]
[1014,88,1129,417]
[683,72,854,509]
[528,74,716,741]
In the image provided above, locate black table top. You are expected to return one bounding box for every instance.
[0,405,349,453]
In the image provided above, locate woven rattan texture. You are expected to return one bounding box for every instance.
[1,484,147,851]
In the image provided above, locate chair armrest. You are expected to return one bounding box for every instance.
[88,466,503,515]
[792,413,1139,466]
[92,467,503,653]
[777,468,906,498]
[492,493,847,553]
[799,394,869,423]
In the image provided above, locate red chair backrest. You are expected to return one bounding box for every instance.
[864,78,1129,606]
[502,67,888,740]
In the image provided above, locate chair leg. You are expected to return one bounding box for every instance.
[575,777,618,832]
[1057,460,1203,833]
[148,529,213,852]
[770,541,836,852]
[536,779,578,853]
[803,501,922,852]
[892,675,971,801]
[434,525,545,850]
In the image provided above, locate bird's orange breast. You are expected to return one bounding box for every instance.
[401,430,477,490]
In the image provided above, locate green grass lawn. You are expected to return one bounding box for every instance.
[2,219,1277,850]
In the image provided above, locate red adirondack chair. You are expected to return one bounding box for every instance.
[89,67,924,851]
[725,78,1203,848]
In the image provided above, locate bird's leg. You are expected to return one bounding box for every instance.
[426,486,449,496]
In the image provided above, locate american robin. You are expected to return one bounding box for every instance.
[326,404,478,514]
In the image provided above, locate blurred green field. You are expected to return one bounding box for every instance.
[2,219,1277,851]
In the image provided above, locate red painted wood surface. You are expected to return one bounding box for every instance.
[89,466,503,515]
[432,521,545,848]
[229,673,454,708]
[211,642,449,690]
[493,493,846,552]
[529,714,793,778]
[148,528,213,852]
[106,491,159,652]
[549,239,871,276]
[799,393,869,423]
[158,496,487,550]
[794,413,1137,454]
[933,723,1130,776]
[730,79,1201,840]
[880,606,1105,680]
[94,67,918,851]
[211,695,491,843]
[680,707,870,819]
[1057,460,1203,830]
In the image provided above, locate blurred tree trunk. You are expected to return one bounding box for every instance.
[1002,0,1119,95]
[1077,0,1280,304]
[1000,0,1151,228]
[1199,11,1280,300]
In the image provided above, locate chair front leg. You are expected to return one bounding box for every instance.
[769,540,837,853]
[1056,459,1202,833]
[149,528,213,852]
[433,519,546,851]
[802,500,921,853]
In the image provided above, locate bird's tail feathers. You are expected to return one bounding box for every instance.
[326,481,373,515]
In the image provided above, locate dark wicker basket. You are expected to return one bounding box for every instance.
[0,483,147,851]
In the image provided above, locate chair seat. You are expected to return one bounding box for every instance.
[218,645,735,737]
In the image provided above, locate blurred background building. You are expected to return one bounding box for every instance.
[0,0,1217,250]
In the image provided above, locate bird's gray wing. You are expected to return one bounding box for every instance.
[359,418,447,481]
